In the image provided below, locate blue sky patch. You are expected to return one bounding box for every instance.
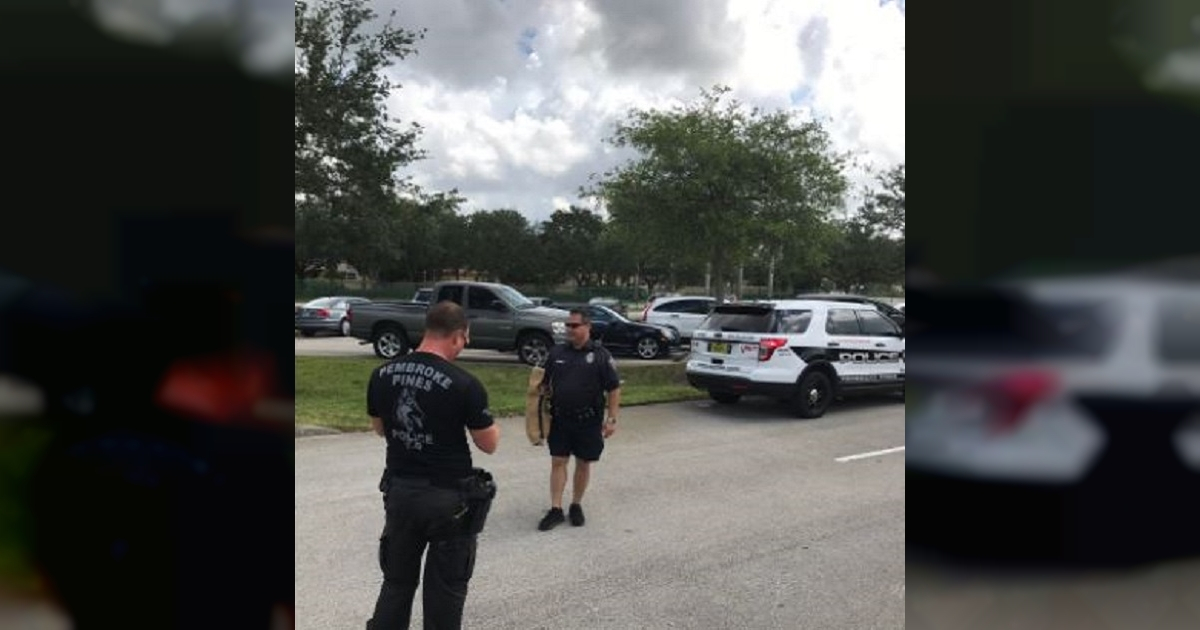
[789,86,814,106]
[518,27,537,57]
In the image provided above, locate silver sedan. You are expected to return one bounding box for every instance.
[295,296,370,337]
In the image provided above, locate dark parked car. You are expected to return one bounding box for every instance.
[295,296,371,337]
[563,303,682,359]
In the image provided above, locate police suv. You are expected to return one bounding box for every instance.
[906,268,1200,562]
[686,299,905,418]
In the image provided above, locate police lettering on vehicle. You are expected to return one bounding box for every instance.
[836,351,903,364]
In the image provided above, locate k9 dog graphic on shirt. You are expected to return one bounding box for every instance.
[393,386,433,450]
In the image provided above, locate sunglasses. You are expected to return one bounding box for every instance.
[565,322,587,329]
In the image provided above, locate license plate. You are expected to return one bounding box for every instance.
[708,341,731,354]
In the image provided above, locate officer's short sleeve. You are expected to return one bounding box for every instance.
[540,345,558,387]
[366,368,384,418]
[598,348,620,392]
[463,377,494,430]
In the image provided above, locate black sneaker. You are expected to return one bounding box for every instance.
[538,508,565,531]
[568,503,585,527]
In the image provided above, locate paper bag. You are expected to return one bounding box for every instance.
[524,366,552,445]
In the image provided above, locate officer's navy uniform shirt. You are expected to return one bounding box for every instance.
[367,351,494,480]
[542,340,620,415]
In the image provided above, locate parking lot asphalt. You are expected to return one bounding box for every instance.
[296,397,906,629]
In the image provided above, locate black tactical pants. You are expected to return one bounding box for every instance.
[367,478,478,630]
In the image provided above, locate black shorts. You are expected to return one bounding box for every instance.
[547,417,604,461]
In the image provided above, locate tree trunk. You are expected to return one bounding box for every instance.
[767,256,775,298]
[710,249,727,302]
[632,265,641,302]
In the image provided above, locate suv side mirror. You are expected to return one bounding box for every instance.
[490,300,508,312]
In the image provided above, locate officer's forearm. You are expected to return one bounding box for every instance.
[606,389,621,420]
[370,416,385,437]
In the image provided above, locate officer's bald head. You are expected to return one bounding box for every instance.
[426,301,469,337]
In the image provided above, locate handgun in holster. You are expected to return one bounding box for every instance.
[455,468,497,535]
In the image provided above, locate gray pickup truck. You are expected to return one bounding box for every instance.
[348,281,570,365]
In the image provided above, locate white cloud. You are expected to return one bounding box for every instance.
[372,0,904,223]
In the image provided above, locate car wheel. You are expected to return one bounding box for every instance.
[373,327,409,360]
[339,319,351,336]
[635,336,662,360]
[518,332,553,366]
[791,371,833,418]
[709,391,741,404]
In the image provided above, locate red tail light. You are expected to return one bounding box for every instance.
[315,308,330,318]
[156,350,277,424]
[758,337,788,361]
[977,369,1059,433]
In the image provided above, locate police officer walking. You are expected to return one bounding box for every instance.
[537,307,621,531]
[366,301,500,630]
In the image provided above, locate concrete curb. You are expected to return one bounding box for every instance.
[294,412,543,439]
[295,424,341,438]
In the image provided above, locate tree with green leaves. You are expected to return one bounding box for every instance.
[376,190,466,282]
[586,86,849,300]
[858,164,904,238]
[857,164,904,289]
[462,210,540,283]
[594,225,639,289]
[599,207,691,299]
[538,206,605,287]
[825,165,904,293]
[295,0,426,281]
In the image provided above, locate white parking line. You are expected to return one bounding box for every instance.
[835,446,905,462]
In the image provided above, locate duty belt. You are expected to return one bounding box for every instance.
[556,406,600,422]
[383,469,495,493]
[389,473,468,490]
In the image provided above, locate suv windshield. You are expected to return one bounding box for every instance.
[910,288,1117,358]
[699,305,813,334]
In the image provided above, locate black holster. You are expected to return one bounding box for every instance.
[456,468,497,535]
[378,468,391,504]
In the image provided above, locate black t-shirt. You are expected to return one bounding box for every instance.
[367,352,493,480]
[541,341,621,414]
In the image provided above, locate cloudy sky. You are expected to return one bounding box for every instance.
[378,0,905,225]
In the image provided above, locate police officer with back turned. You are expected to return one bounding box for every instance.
[366,301,500,630]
